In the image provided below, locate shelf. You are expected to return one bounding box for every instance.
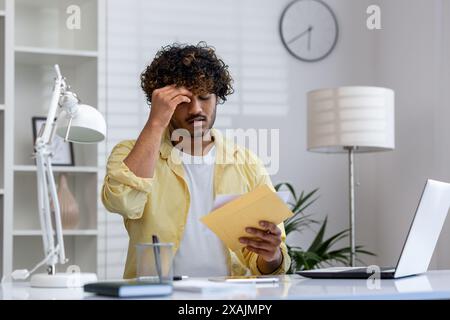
[13,229,98,236]
[13,172,98,230]
[0,10,5,17]
[14,61,98,167]
[0,188,4,195]
[0,104,4,110]
[14,165,99,173]
[15,46,97,66]
[14,235,97,274]
[15,46,97,57]
[15,0,98,51]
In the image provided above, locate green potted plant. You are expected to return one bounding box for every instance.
[275,182,375,273]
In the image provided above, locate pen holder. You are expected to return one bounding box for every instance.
[136,243,174,285]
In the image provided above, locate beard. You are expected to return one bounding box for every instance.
[169,111,216,154]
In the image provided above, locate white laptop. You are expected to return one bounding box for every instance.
[297,179,450,279]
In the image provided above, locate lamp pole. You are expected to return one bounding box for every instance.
[346,146,356,267]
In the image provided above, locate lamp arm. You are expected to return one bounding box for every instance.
[35,150,58,272]
[46,156,66,265]
[35,151,53,266]
[38,65,65,146]
[33,64,69,274]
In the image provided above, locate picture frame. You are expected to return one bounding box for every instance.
[32,116,75,166]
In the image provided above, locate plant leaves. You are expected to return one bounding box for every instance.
[275,182,297,203]
[291,188,319,213]
[277,183,377,273]
[306,216,328,252]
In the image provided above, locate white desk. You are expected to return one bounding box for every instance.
[1,270,450,300]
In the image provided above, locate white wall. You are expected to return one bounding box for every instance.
[274,0,377,253]
[357,0,450,268]
[102,0,450,278]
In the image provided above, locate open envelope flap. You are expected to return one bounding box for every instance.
[200,185,294,251]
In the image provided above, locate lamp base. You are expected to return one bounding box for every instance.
[30,272,97,288]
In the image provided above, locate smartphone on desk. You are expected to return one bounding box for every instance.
[208,275,280,283]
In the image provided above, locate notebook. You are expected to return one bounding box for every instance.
[84,280,173,298]
[201,185,293,251]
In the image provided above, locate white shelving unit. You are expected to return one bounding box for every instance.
[1,0,106,279]
[0,0,6,277]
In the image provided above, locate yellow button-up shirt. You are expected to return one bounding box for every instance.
[101,128,291,279]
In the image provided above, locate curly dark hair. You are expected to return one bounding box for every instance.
[140,42,234,105]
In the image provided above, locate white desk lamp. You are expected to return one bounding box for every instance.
[12,65,106,287]
[307,86,395,266]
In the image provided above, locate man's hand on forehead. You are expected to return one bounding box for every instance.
[147,85,193,129]
[161,84,192,95]
[165,84,212,98]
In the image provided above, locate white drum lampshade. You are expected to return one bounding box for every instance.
[307,86,395,153]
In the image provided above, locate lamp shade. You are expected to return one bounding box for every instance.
[307,86,395,153]
[56,104,106,143]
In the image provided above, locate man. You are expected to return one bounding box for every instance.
[102,42,291,279]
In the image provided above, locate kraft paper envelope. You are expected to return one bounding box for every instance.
[212,190,290,211]
[200,185,294,251]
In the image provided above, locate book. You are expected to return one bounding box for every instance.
[83,280,173,298]
[201,185,293,251]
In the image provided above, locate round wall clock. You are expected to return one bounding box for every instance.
[279,0,338,62]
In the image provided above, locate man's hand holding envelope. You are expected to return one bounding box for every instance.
[201,185,293,274]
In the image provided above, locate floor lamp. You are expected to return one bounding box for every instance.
[307,86,395,266]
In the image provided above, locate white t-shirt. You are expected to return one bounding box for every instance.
[172,145,229,277]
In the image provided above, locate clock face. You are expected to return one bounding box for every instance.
[279,0,338,62]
